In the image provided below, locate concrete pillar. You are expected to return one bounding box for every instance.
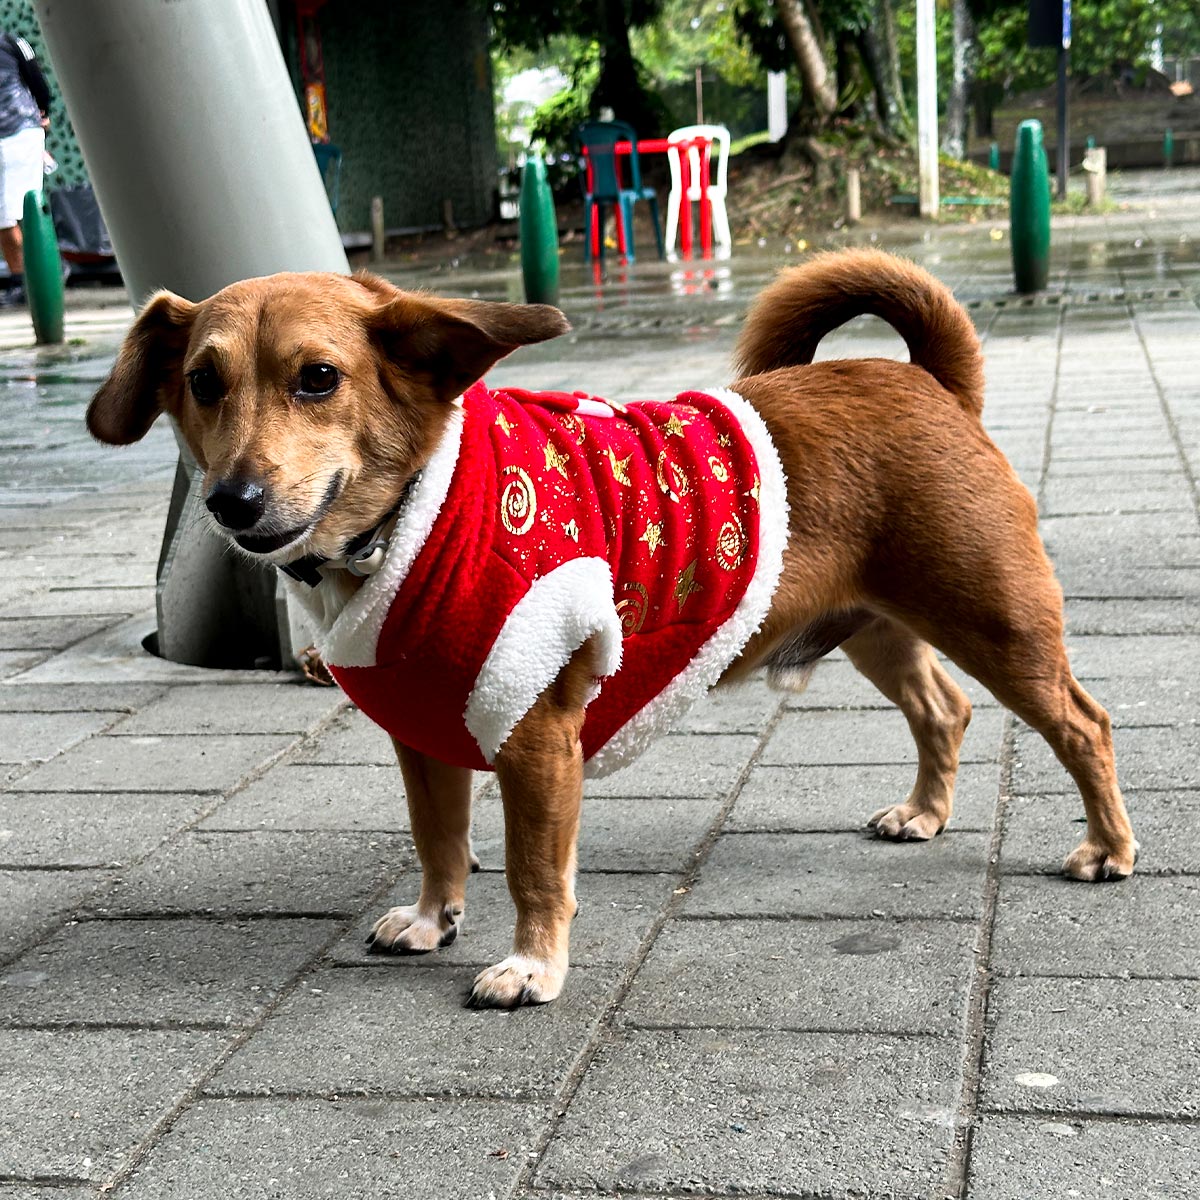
[767,72,788,143]
[34,0,349,669]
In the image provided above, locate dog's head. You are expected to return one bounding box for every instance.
[87,271,568,563]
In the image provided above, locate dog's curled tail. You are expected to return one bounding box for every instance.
[733,249,985,416]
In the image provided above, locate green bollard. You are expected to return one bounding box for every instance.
[519,152,559,306]
[22,188,64,344]
[1164,128,1174,168]
[1010,120,1050,294]
[989,142,1000,172]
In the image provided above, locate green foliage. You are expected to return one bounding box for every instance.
[528,44,601,150]
[633,0,767,88]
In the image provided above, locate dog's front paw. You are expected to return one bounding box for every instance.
[868,802,944,841]
[366,902,462,955]
[466,955,565,1009]
[1063,838,1139,882]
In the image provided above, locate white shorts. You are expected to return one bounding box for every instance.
[0,126,44,227]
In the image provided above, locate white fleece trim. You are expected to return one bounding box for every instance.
[465,557,623,765]
[583,387,789,778]
[315,403,466,668]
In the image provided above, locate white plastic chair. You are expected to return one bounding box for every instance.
[664,124,732,253]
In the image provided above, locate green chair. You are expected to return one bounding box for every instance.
[574,121,664,262]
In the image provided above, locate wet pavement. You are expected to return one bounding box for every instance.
[0,168,1198,1199]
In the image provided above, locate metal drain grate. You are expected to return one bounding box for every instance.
[963,285,1193,310]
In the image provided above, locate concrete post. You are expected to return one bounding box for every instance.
[1083,145,1106,208]
[916,0,940,218]
[767,72,788,143]
[845,168,861,224]
[34,0,350,669]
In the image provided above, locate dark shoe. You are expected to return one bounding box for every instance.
[0,284,26,308]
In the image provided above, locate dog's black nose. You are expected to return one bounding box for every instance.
[205,479,266,531]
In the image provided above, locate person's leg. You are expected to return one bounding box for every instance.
[0,223,23,274]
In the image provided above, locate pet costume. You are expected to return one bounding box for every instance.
[304,380,788,776]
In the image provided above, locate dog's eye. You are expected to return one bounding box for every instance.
[187,366,224,406]
[296,363,340,398]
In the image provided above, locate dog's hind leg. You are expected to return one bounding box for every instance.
[841,616,973,840]
[467,642,596,1008]
[366,744,474,955]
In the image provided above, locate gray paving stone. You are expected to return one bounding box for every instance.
[1011,723,1200,793]
[585,734,758,799]
[472,792,720,873]
[208,964,616,1099]
[0,710,124,764]
[1084,676,1200,727]
[991,875,1200,979]
[1054,563,1200,599]
[114,682,346,736]
[85,831,411,919]
[1002,790,1200,876]
[0,869,113,967]
[673,680,782,733]
[0,918,339,1028]
[1064,634,1200,679]
[0,651,46,680]
[967,1116,1200,1200]
[293,708,395,765]
[982,977,1200,1117]
[2,585,154,618]
[686,832,990,920]
[0,1028,223,1183]
[117,1096,547,1200]
[537,1028,961,1197]
[1066,597,1200,636]
[0,682,165,713]
[727,761,1001,832]
[622,917,974,1035]
[761,707,1004,766]
[0,792,209,868]
[200,764,408,832]
[785,655,1000,711]
[0,615,117,651]
[332,871,672,969]
[11,733,297,794]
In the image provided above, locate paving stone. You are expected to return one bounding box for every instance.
[1002,790,1200,876]
[0,1028,223,1183]
[686,832,989,920]
[761,707,1005,767]
[785,656,1000,711]
[117,1096,547,1200]
[585,734,758,799]
[0,651,46,680]
[982,977,1200,1117]
[1064,634,1200,679]
[200,764,409,832]
[114,683,346,736]
[0,792,209,868]
[622,917,974,1035]
[1055,563,1200,599]
[11,733,297,794]
[1066,597,1200,636]
[0,918,339,1028]
[293,708,395,765]
[1083,675,1200,727]
[2,586,154,618]
[332,871,672,969]
[727,761,1001,832]
[472,792,720,873]
[537,1028,961,1197]
[0,710,124,764]
[0,683,165,713]
[0,869,113,967]
[0,615,117,651]
[991,875,1200,979]
[672,680,782,733]
[208,964,616,1099]
[1011,723,1200,793]
[967,1116,1200,1200]
[85,831,411,919]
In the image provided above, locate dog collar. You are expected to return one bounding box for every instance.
[280,470,423,588]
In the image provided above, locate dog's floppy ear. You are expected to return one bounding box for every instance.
[87,290,197,445]
[356,271,569,402]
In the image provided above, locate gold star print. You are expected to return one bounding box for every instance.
[673,559,702,613]
[747,474,761,504]
[563,519,580,542]
[664,412,691,438]
[606,448,633,487]
[717,432,732,448]
[640,520,664,556]
[495,413,514,437]
[543,440,570,479]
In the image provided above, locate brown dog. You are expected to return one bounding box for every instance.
[88,249,1138,1008]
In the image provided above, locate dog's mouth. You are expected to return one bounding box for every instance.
[232,471,345,556]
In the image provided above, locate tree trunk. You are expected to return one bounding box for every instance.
[775,0,837,121]
[942,0,976,158]
[859,0,910,137]
[592,0,661,135]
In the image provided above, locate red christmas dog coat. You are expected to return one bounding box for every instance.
[308,380,788,776]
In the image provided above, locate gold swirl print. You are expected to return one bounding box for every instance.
[500,466,537,535]
[708,455,729,482]
[715,515,748,571]
[615,581,650,635]
[656,449,690,503]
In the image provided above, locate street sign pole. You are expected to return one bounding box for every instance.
[916,0,940,218]
[1057,1,1071,200]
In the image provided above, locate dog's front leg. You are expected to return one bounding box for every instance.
[366,742,475,955]
[467,646,593,1008]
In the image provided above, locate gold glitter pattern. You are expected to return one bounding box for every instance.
[640,520,664,556]
[656,449,690,503]
[673,560,702,612]
[615,581,650,635]
[607,449,633,487]
[715,515,748,571]
[664,412,691,437]
[543,440,570,479]
[708,455,729,482]
[495,413,514,437]
[500,466,536,535]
